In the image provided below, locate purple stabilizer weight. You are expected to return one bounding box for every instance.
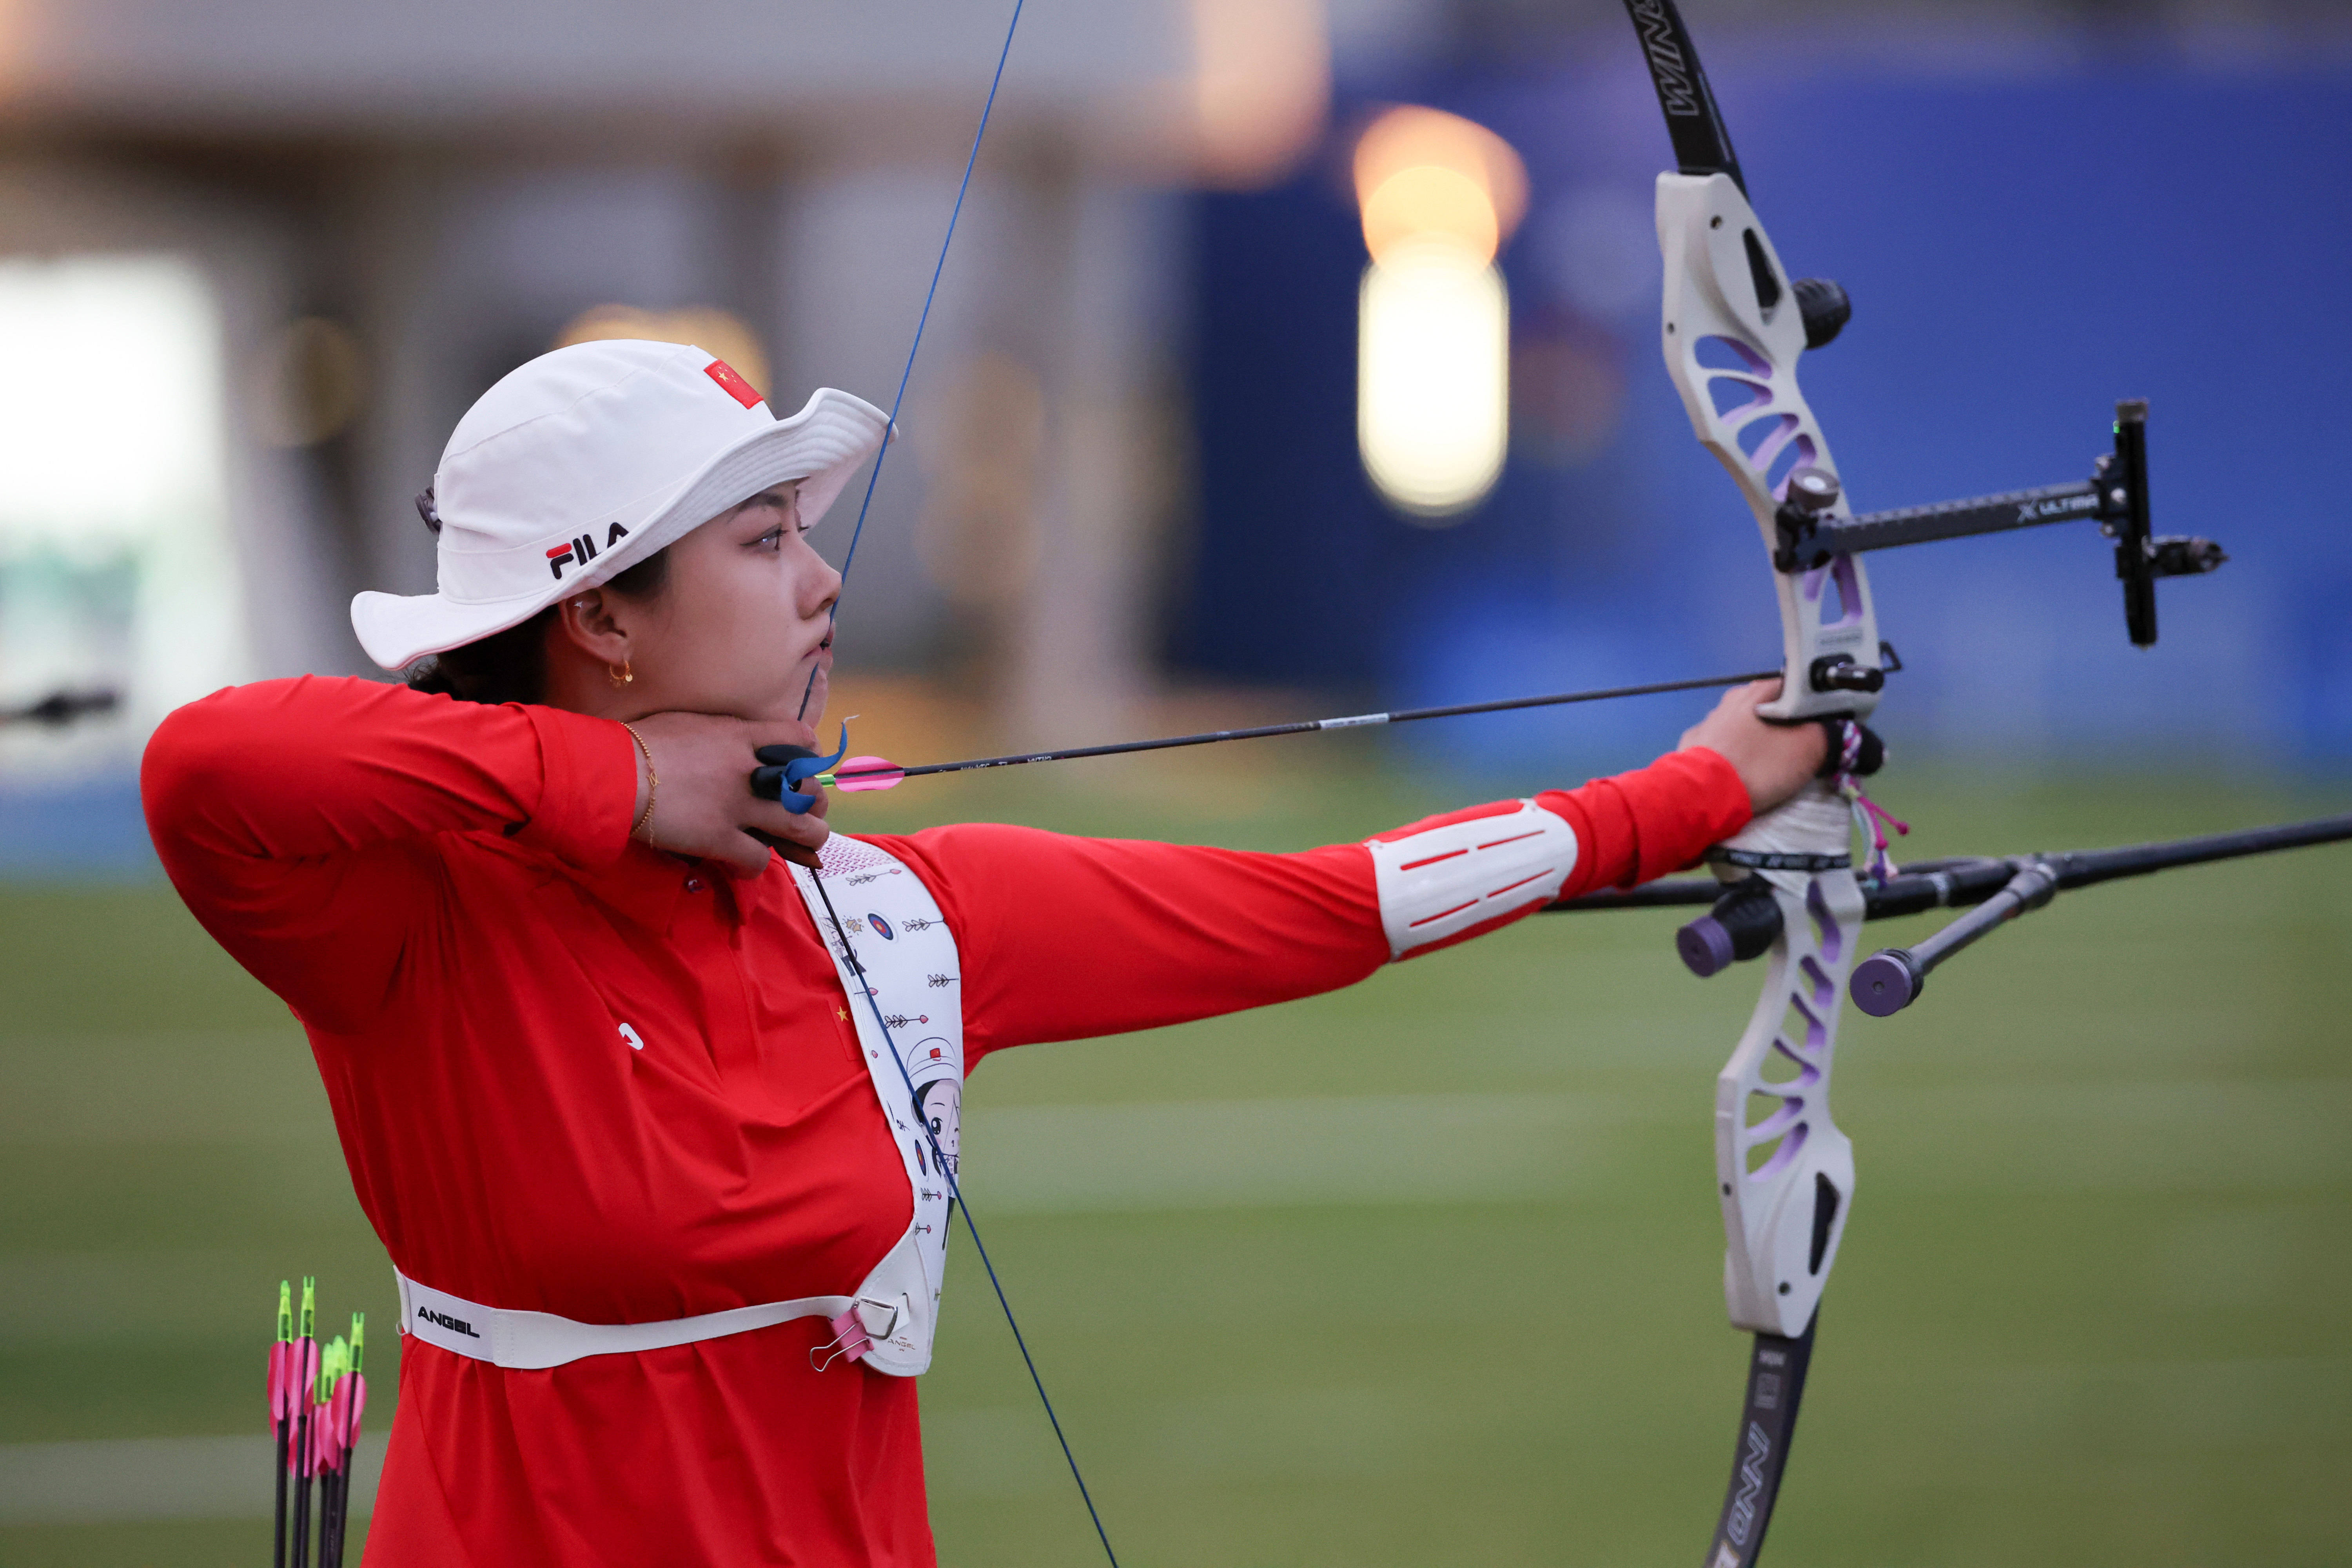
[1848,949,1926,1016]
[1676,880,1784,978]
[1677,917,1739,978]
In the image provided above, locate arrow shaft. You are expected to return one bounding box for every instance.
[828,668,1779,785]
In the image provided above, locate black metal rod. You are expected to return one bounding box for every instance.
[1855,810,2352,1012]
[1547,812,2352,1002]
[1804,481,2101,559]
[2114,399,2158,646]
[1549,816,2352,922]
[1546,880,1726,912]
[1849,862,2057,1015]
[1546,857,2018,918]
[823,668,1779,785]
[2033,811,2352,890]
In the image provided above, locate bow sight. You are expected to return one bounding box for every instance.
[1771,399,2227,652]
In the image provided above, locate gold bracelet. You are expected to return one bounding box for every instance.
[621,723,657,838]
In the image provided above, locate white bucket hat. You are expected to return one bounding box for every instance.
[350,338,889,670]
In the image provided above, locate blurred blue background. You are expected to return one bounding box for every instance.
[5,13,2350,875]
[1178,51,2352,775]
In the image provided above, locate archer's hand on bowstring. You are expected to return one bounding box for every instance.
[624,711,831,875]
[1677,678,1831,815]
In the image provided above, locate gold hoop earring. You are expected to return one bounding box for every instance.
[608,660,633,688]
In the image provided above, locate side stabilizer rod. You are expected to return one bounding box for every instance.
[1849,810,2352,1014]
[1545,812,2352,1010]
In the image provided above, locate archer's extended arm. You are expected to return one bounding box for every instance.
[879,747,1750,1062]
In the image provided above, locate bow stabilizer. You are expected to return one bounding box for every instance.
[1613,7,2247,1556]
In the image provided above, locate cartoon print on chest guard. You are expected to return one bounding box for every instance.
[913,1076,960,1177]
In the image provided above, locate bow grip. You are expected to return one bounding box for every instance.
[1819,718,1884,778]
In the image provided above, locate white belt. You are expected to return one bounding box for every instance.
[394,1270,904,1371]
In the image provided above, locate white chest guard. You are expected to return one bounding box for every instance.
[784,835,965,1377]
[394,837,963,1377]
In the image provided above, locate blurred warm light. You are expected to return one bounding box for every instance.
[1353,105,1528,268]
[253,317,367,448]
[1354,106,1523,520]
[1358,243,1509,519]
[0,254,227,559]
[1189,0,1330,187]
[554,303,770,397]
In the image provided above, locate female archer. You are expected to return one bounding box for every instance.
[142,338,1824,1566]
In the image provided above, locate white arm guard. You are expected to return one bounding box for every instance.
[1367,799,1579,960]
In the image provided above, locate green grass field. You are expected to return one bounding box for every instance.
[3,762,2348,1566]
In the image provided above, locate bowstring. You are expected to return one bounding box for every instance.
[798,0,1027,722]
[791,7,1119,1557]
[805,872,1122,1568]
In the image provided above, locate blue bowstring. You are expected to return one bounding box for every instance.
[799,0,1027,722]
[792,5,1118,1559]
[805,874,1122,1568]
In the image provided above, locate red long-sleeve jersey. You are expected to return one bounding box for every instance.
[140,677,1749,1567]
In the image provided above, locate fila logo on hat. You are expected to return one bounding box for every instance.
[349,339,889,671]
[547,523,633,581]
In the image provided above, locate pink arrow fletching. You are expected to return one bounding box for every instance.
[282,1341,319,1469]
[268,1342,294,1425]
[343,1373,369,1448]
[833,756,904,793]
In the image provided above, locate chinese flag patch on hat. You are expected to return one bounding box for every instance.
[704,358,763,409]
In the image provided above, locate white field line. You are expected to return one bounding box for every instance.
[0,1432,385,1524]
[962,1080,2352,1214]
[965,1092,1658,1214]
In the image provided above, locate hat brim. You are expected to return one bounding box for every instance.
[351,386,889,671]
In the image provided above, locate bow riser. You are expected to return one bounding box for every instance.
[1712,846,1859,1336]
[1657,173,1883,724]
